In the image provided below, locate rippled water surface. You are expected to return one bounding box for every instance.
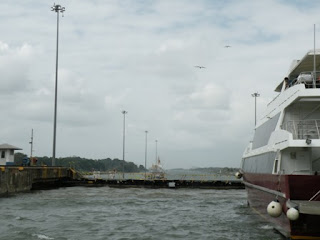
[0,187,283,240]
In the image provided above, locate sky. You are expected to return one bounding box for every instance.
[1,0,320,169]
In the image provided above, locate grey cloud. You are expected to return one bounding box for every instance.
[0,42,34,94]
[2,0,320,168]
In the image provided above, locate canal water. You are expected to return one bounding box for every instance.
[0,187,283,240]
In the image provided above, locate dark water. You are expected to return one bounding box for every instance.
[0,187,283,240]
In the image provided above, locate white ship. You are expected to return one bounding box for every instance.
[240,50,320,239]
[149,157,165,179]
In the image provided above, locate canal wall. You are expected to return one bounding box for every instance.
[0,167,244,196]
[85,178,245,189]
[0,166,80,196]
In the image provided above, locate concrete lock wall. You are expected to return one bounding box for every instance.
[0,166,71,196]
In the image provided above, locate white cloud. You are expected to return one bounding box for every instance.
[0,41,9,51]
[2,0,320,168]
[0,42,35,94]
[186,83,229,110]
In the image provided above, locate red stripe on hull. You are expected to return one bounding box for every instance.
[244,173,320,238]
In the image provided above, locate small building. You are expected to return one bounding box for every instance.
[0,143,22,165]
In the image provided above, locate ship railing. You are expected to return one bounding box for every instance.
[283,119,320,139]
[291,169,311,174]
[289,71,320,89]
[267,93,280,106]
[309,189,320,201]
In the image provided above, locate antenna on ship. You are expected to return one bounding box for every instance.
[313,24,316,88]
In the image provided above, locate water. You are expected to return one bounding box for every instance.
[0,187,284,240]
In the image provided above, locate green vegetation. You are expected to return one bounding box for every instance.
[14,153,145,173]
[189,167,239,175]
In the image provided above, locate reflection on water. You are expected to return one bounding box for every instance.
[0,187,283,240]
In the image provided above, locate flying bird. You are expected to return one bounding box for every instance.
[194,65,206,69]
[224,45,231,48]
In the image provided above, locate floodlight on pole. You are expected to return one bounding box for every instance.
[51,3,65,166]
[29,129,33,159]
[251,92,260,126]
[155,140,158,164]
[144,130,148,180]
[122,110,128,178]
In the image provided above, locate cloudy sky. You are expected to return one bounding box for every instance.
[1,0,319,169]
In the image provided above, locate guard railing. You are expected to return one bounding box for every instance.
[282,119,320,139]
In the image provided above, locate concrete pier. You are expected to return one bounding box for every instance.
[0,167,244,197]
[83,178,245,189]
[0,166,80,196]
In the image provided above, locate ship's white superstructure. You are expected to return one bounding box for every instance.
[242,50,320,175]
[240,50,320,239]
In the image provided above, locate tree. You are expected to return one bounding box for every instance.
[13,153,146,173]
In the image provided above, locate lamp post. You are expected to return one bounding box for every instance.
[252,92,260,126]
[29,128,33,160]
[122,110,128,178]
[144,130,148,180]
[155,140,158,164]
[51,4,65,166]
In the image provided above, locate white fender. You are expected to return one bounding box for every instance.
[286,208,299,221]
[235,172,243,179]
[267,201,282,217]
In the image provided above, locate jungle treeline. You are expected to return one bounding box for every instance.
[14,152,145,173]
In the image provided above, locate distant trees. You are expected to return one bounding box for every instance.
[14,152,145,173]
[190,167,239,175]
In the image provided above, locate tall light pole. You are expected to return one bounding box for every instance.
[252,92,260,126]
[155,140,158,164]
[144,130,148,180]
[51,4,65,166]
[122,110,128,178]
[29,129,33,159]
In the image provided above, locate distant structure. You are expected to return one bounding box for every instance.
[149,157,165,180]
[0,143,22,165]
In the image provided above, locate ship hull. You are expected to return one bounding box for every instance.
[244,173,320,239]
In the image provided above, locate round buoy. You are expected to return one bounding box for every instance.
[235,172,243,179]
[267,200,282,217]
[286,207,299,221]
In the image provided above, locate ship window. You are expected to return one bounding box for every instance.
[252,112,281,149]
[274,159,278,173]
[1,151,5,159]
[242,151,276,173]
[290,152,296,159]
